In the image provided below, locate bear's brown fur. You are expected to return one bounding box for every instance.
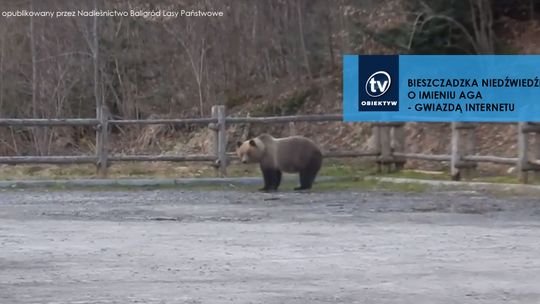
[236,133,322,191]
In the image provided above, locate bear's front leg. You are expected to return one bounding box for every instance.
[260,168,281,191]
[259,168,273,191]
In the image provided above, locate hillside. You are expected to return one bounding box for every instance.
[1,0,539,177]
[122,3,540,176]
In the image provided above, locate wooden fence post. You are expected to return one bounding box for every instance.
[517,122,529,183]
[212,105,227,177]
[96,105,109,178]
[462,123,477,179]
[450,122,461,181]
[379,125,392,173]
[241,112,251,140]
[289,122,296,136]
[535,129,540,181]
[372,124,381,172]
[392,123,406,171]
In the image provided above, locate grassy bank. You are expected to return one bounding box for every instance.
[0,158,538,187]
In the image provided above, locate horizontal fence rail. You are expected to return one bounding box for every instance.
[393,153,451,162]
[2,105,540,183]
[462,155,518,165]
[0,118,99,127]
[108,155,216,162]
[0,156,97,164]
[323,151,378,158]
[226,150,378,162]
[226,114,343,124]
[109,118,217,126]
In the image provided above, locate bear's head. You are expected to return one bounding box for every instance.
[236,138,265,163]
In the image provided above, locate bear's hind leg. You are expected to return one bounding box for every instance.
[295,170,316,190]
[294,155,321,191]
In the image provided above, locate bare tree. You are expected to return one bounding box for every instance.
[0,0,388,156]
[165,24,207,117]
[411,0,495,54]
[0,22,4,117]
[93,0,101,116]
[29,0,46,155]
[297,0,312,79]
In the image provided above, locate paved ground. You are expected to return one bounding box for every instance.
[1,188,540,304]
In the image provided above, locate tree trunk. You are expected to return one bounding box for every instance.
[0,27,4,117]
[93,0,101,115]
[29,0,44,156]
[296,0,312,80]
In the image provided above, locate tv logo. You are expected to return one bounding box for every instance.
[357,55,399,112]
[365,71,391,97]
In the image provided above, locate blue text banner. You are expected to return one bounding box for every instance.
[343,55,540,122]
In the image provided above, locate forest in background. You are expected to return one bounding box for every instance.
[0,0,539,159]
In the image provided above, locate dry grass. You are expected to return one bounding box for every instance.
[2,157,538,186]
[0,162,215,180]
[0,158,372,180]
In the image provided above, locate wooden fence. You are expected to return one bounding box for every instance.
[1,105,540,183]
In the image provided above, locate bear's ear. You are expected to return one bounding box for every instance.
[236,141,243,147]
[249,139,257,147]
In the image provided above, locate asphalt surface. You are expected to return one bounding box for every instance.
[1,188,539,304]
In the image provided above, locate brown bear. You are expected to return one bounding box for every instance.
[236,133,323,191]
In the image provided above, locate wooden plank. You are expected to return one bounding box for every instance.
[372,125,381,173]
[0,119,99,126]
[217,105,227,177]
[109,118,217,125]
[392,125,406,170]
[393,152,451,161]
[289,122,296,136]
[211,106,220,173]
[379,126,391,161]
[462,155,517,165]
[211,105,228,176]
[463,124,477,179]
[96,105,109,178]
[241,112,251,140]
[0,114,340,127]
[372,125,381,154]
[378,126,392,172]
[324,151,378,158]
[450,122,461,180]
[109,155,215,162]
[0,156,97,164]
[517,122,529,183]
[226,114,342,124]
[226,151,378,160]
[535,131,540,179]
[521,123,540,133]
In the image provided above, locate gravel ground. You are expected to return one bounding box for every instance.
[1,188,540,304]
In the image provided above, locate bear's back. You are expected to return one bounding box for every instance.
[272,136,321,173]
